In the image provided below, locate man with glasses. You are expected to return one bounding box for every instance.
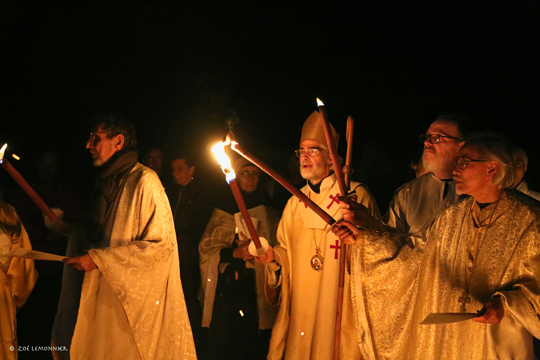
[255,111,380,359]
[50,114,196,360]
[340,114,466,243]
[333,133,540,359]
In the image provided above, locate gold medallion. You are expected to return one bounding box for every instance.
[310,253,324,271]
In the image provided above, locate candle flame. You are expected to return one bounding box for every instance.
[12,154,20,161]
[211,137,236,183]
[0,144,7,162]
[316,98,325,106]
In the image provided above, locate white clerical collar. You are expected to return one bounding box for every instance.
[306,172,336,194]
[319,173,336,192]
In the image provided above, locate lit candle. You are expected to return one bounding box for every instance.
[316,98,347,196]
[211,139,266,255]
[230,141,336,225]
[0,144,58,222]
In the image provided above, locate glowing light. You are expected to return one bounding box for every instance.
[301,332,305,336]
[156,301,159,305]
[316,98,324,106]
[12,154,20,161]
[211,137,236,183]
[239,310,244,317]
[207,278,211,282]
[0,144,7,161]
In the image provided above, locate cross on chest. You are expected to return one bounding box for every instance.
[327,193,341,209]
[330,239,341,259]
[458,291,471,313]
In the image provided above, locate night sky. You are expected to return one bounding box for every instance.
[2,1,540,208]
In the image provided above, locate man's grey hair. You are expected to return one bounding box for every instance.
[463,133,515,189]
[435,113,468,140]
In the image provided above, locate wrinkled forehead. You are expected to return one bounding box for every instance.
[427,120,460,138]
[299,139,326,149]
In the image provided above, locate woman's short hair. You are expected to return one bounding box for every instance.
[462,133,515,189]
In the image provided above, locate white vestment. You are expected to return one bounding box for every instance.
[267,174,380,360]
[350,190,540,360]
[52,163,196,360]
[199,205,279,329]
[0,203,37,360]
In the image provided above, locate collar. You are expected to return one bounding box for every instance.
[471,190,513,226]
[307,173,336,194]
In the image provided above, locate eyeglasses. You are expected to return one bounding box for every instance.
[239,170,260,179]
[419,134,463,144]
[87,132,109,144]
[295,147,326,158]
[454,157,489,170]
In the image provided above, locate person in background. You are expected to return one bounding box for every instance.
[6,151,84,353]
[511,147,540,201]
[200,158,279,360]
[167,153,214,357]
[339,114,467,246]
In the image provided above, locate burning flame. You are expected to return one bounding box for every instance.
[0,144,7,162]
[12,154,20,161]
[316,98,325,106]
[211,137,236,183]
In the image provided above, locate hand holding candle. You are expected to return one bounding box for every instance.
[211,138,268,256]
[0,144,58,222]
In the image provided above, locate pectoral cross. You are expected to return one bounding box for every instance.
[458,291,471,313]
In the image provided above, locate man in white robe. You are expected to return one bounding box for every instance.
[334,133,540,359]
[256,112,380,359]
[51,114,196,360]
[0,201,37,360]
[341,115,466,242]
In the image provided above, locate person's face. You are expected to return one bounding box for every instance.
[422,120,463,175]
[144,148,164,174]
[298,140,331,184]
[86,125,123,167]
[237,165,260,193]
[171,159,195,186]
[512,153,526,186]
[453,146,496,197]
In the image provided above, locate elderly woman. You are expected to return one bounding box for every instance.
[333,133,540,360]
[199,158,279,360]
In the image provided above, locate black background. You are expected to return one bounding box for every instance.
[2,1,540,208]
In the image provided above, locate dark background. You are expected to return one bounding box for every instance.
[2,1,540,209]
[2,1,540,358]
